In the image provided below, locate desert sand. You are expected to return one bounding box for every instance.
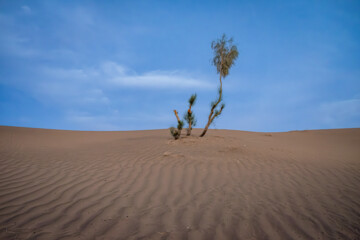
[0,126,359,240]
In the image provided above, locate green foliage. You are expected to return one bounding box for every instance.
[177,120,184,130]
[184,112,197,127]
[169,120,184,140]
[208,34,236,123]
[169,127,176,135]
[169,127,180,139]
[210,87,223,110]
[188,93,197,105]
[213,103,225,119]
[184,94,197,136]
[211,34,239,78]
[220,103,225,110]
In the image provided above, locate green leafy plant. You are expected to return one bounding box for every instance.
[184,93,197,136]
[169,110,184,140]
[200,34,238,137]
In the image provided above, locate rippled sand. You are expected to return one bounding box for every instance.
[0,126,359,239]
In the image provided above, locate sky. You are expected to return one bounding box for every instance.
[0,0,359,132]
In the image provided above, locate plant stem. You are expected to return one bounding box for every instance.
[200,55,223,137]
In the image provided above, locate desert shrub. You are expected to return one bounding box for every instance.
[200,34,238,137]
[169,110,184,140]
[184,93,197,136]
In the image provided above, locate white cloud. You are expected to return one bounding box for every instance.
[101,61,213,89]
[110,70,211,88]
[33,62,212,106]
[19,61,213,130]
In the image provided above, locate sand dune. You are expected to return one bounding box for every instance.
[0,126,359,240]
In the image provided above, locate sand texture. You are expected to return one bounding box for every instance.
[0,126,359,240]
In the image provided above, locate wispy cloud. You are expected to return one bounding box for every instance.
[0,34,39,57]
[113,71,210,88]
[102,62,213,89]
[10,61,212,130]
[1,1,359,131]
[35,61,212,104]
[21,6,32,15]
[0,13,39,58]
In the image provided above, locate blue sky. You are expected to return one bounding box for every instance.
[0,0,359,132]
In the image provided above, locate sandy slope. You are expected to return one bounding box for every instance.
[0,126,359,240]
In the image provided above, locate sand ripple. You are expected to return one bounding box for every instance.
[0,127,359,239]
